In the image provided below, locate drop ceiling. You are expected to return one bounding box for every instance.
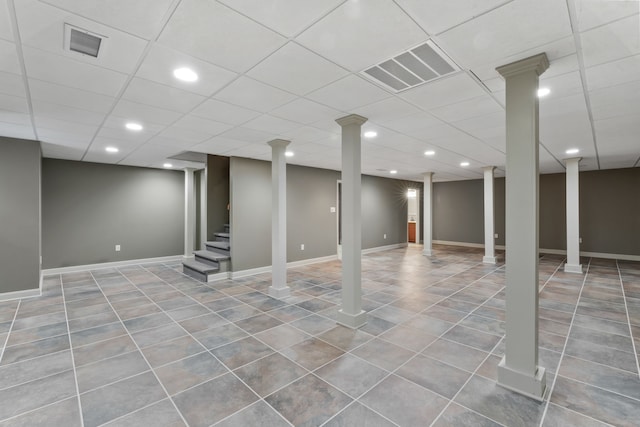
[0,0,638,181]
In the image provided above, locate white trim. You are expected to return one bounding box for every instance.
[362,242,408,254]
[42,255,183,275]
[564,263,583,274]
[0,287,41,301]
[433,240,485,248]
[288,255,338,268]
[207,271,231,282]
[579,251,640,262]
[230,266,272,279]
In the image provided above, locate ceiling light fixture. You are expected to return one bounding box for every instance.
[460,162,470,167]
[565,148,580,155]
[125,122,143,131]
[163,163,173,168]
[364,131,377,138]
[424,150,435,156]
[173,67,198,82]
[105,146,119,153]
[285,151,294,157]
[390,170,398,174]
[537,87,550,97]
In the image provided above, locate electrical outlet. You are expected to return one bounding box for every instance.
[300,244,305,250]
[494,233,499,239]
[579,237,582,244]
[330,207,336,213]
[383,234,387,239]
[115,245,121,252]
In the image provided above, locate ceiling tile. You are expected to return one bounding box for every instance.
[0,110,30,126]
[248,42,348,95]
[157,126,210,147]
[297,0,428,71]
[136,44,238,97]
[353,97,420,125]
[429,95,502,122]
[40,141,84,160]
[41,0,175,39]
[191,137,252,155]
[29,79,115,113]
[158,0,286,72]
[585,54,640,90]
[400,73,486,110]
[453,111,504,133]
[437,0,572,69]
[307,74,391,111]
[214,77,296,113]
[382,112,442,134]
[23,47,127,97]
[122,77,206,113]
[111,99,183,126]
[0,71,24,97]
[0,39,20,74]
[574,0,640,32]
[270,98,343,125]
[282,126,338,144]
[0,0,13,42]
[0,93,27,113]
[0,122,35,140]
[218,0,345,37]
[395,0,508,35]
[32,99,105,125]
[191,99,261,125]
[539,71,584,101]
[243,114,302,134]
[16,0,148,74]
[589,80,640,120]
[171,115,233,137]
[580,14,640,68]
[35,117,97,137]
[221,126,278,144]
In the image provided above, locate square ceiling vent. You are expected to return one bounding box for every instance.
[362,40,459,92]
[64,24,106,58]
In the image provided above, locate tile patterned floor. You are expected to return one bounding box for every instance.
[1,245,639,426]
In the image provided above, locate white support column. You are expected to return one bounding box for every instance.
[422,172,433,256]
[483,166,497,264]
[268,139,291,299]
[496,53,549,401]
[564,157,583,273]
[199,168,207,250]
[184,168,197,259]
[336,114,367,329]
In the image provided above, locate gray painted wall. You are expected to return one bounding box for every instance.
[433,179,485,244]
[207,155,230,239]
[540,174,567,250]
[42,159,184,268]
[229,157,411,271]
[0,137,41,293]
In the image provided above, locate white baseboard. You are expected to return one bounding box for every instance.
[287,255,338,268]
[207,271,231,282]
[362,242,408,254]
[433,240,485,249]
[230,265,272,279]
[0,287,41,302]
[42,255,184,276]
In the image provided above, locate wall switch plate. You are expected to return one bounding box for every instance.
[330,207,336,213]
[300,244,304,250]
[383,234,387,239]
[494,233,499,239]
[579,237,582,244]
[115,245,121,252]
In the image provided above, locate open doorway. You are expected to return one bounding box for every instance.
[337,180,342,260]
[407,188,420,245]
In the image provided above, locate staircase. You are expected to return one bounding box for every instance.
[182,224,231,282]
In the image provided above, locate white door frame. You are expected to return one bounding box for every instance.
[337,179,342,260]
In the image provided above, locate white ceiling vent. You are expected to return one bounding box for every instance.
[64,24,106,58]
[362,40,459,92]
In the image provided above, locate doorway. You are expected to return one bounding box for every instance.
[337,180,342,259]
[407,188,420,245]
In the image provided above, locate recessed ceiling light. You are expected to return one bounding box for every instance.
[125,122,143,131]
[460,162,470,167]
[163,163,173,168]
[424,150,435,156]
[173,67,198,82]
[390,170,398,174]
[285,151,294,157]
[105,146,119,153]
[364,131,377,138]
[565,148,580,155]
[537,87,550,97]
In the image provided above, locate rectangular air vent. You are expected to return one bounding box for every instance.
[362,40,459,93]
[64,24,106,58]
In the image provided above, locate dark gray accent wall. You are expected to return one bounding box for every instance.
[229,157,412,271]
[0,137,41,293]
[580,168,640,255]
[433,179,485,244]
[540,173,566,250]
[494,178,506,247]
[42,159,184,268]
[207,155,230,239]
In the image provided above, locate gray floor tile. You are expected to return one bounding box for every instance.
[396,354,471,398]
[76,350,149,393]
[141,335,206,368]
[80,371,167,427]
[1,334,70,365]
[192,323,248,350]
[317,326,374,351]
[280,338,344,371]
[0,396,81,427]
[154,351,227,395]
[0,349,73,389]
[542,403,611,427]
[254,323,310,350]
[69,322,127,348]
[5,321,67,347]
[234,352,308,397]
[324,402,396,427]
[211,336,274,370]
[214,400,289,427]
[422,338,489,372]
[442,325,502,352]
[266,374,352,427]
[351,337,415,371]
[73,334,138,367]
[103,399,186,427]
[315,353,387,398]
[173,373,258,427]
[131,323,187,349]
[432,403,502,427]
[360,374,448,427]
[290,314,336,335]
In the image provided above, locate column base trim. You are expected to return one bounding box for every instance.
[483,256,497,264]
[564,263,583,274]
[336,309,367,329]
[269,286,290,299]
[423,248,433,256]
[497,357,547,401]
